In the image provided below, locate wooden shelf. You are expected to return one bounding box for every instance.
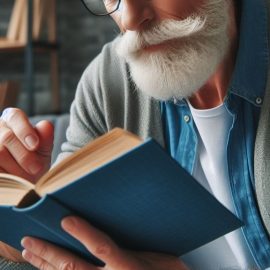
[0,0,60,115]
[0,39,25,52]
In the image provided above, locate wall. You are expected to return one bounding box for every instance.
[0,0,118,114]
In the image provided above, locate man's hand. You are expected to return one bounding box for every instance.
[0,108,54,183]
[21,216,189,270]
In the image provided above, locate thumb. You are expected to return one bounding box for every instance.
[35,120,54,156]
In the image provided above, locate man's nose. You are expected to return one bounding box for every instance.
[120,0,155,31]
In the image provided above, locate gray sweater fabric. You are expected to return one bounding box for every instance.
[57,38,165,160]
[2,13,270,270]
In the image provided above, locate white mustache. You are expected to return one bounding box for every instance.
[117,0,227,56]
[119,16,206,54]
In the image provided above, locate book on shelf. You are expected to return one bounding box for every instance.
[0,128,242,266]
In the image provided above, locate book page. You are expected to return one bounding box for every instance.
[36,128,142,195]
[0,173,34,206]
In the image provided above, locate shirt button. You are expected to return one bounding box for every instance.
[256,97,263,105]
[184,115,190,123]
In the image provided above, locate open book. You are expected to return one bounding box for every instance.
[0,128,242,266]
[0,128,142,207]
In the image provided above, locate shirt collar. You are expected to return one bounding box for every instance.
[229,0,269,106]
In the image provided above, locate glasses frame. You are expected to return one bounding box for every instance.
[80,0,121,16]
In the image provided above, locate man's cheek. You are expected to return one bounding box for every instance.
[154,0,205,19]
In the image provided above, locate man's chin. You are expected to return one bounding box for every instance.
[129,64,199,101]
[118,33,228,102]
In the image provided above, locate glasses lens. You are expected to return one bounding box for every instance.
[83,0,119,15]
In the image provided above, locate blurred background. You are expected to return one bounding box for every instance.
[0,0,119,115]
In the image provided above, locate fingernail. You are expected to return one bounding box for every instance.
[62,217,75,231]
[21,238,32,249]
[28,162,42,175]
[1,108,11,121]
[25,135,38,150]
[22,250,32,261]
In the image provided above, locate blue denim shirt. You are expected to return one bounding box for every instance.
[162,0,270,268]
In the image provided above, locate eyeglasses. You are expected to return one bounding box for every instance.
[80,0,121,16]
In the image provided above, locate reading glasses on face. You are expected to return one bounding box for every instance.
[80,0,121,16]
[81,0,178,17]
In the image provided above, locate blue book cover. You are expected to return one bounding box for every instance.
[0,129,242,266]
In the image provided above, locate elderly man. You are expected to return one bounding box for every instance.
[0,0,270,269]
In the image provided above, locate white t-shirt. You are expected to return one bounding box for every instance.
[181,102,257,270]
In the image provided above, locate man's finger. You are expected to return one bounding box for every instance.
[61,216,130,268]
[1,108,39,151]
[0,126,43,176]
[0,242,25,262]
[35,120,54,156]
[0,146,34,180]
[22,250,55,270]
[21,237,96,270]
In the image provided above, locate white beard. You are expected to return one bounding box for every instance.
[116,0,230,101]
